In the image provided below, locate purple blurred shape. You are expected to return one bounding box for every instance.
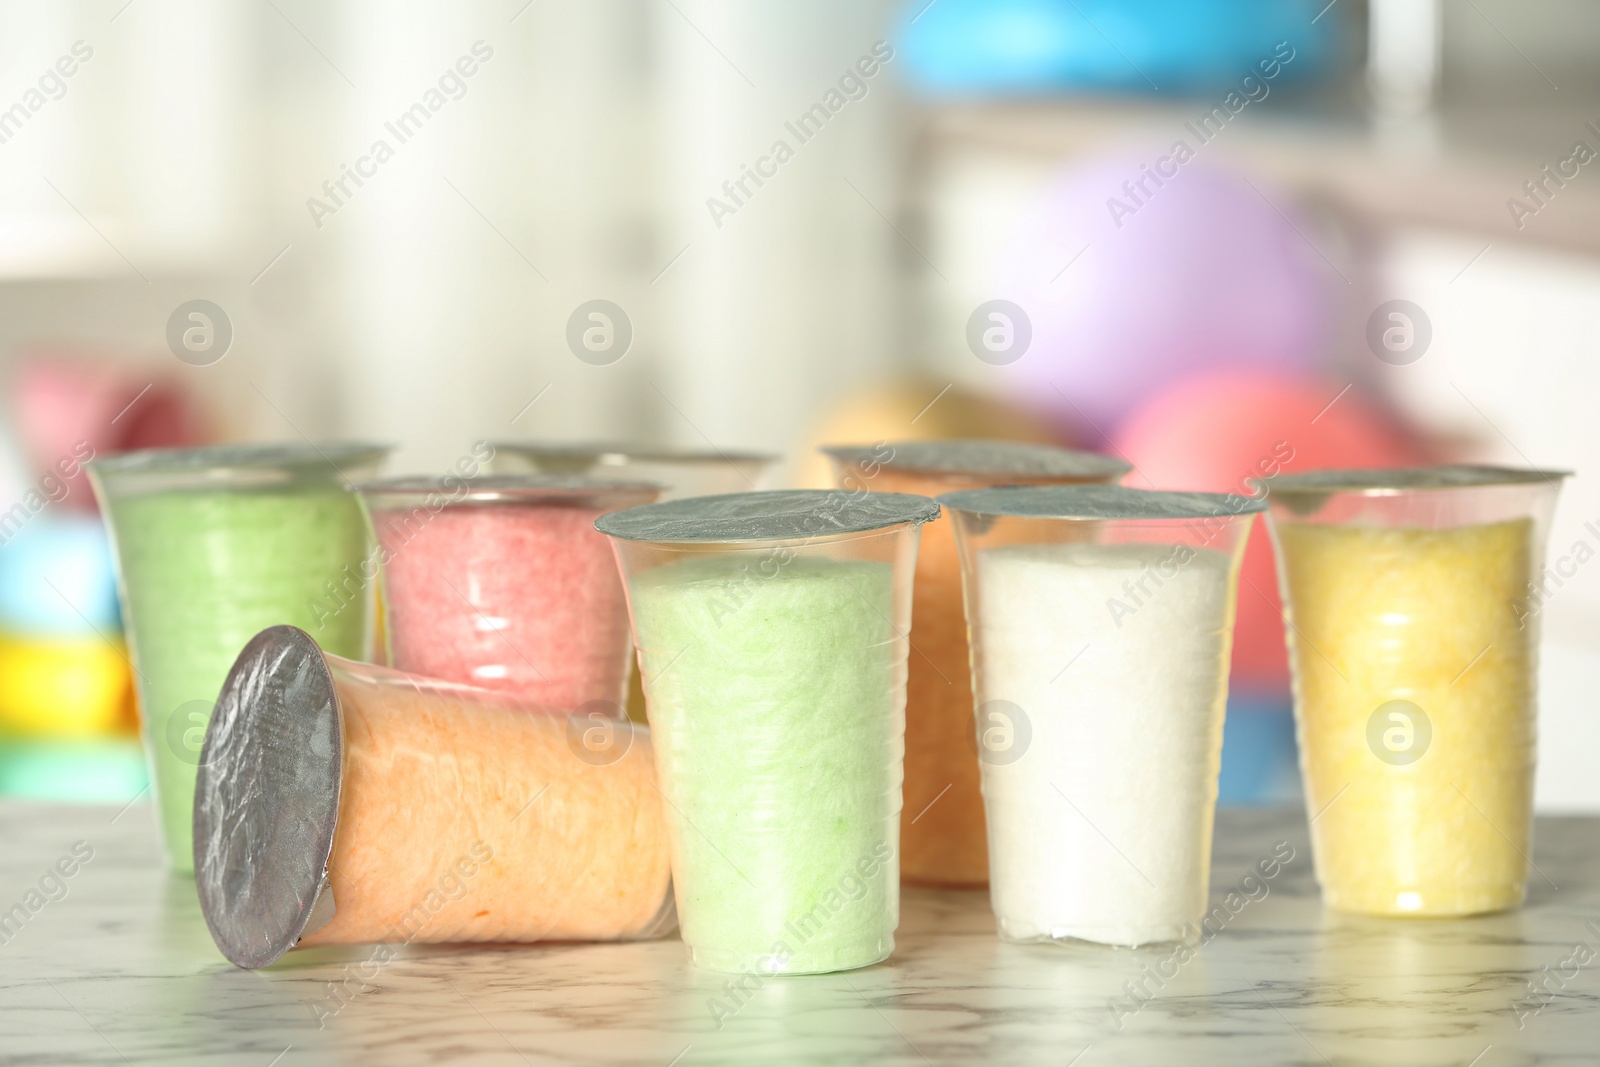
[996,154,1337,431]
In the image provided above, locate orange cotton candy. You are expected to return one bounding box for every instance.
[884,471,991,887]
[825,441,1128,888]
[302,657,674,946]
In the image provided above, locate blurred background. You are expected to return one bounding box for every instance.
[0,0,1596,809]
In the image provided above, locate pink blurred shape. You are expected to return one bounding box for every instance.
[1114,370,1428,692]
[13,357,207,510]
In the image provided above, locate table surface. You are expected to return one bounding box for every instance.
[1,803,1597,1067]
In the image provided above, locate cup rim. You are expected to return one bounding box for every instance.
[355,474,662,505]
[489,441,777,467]
[823,439,1129,481]
[939,484,1266,521]
[1256,464,1571,496]
[88,441,391,480]
[596,488,940,543]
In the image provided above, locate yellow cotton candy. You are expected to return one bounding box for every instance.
[1277,519,1534,917]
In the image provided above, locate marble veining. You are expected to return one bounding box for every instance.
[1,803,1597,1065]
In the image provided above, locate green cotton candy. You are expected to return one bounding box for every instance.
[630,553,904,975]
[105,486,371,873]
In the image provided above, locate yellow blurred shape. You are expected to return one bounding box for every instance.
[792,378,1066,489]
[0,633,133,738]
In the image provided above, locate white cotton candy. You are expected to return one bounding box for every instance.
[973,541,1233,947]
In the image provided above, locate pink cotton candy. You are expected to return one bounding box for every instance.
[364,481,657,713]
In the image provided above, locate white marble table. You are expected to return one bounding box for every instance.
[1,802,1597,1066]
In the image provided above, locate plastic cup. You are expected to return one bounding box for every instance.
[89,443,388,873]
[194,625,674,968]
[486,441,775,501]
[354,476,659,713]
[485,443,777,723]
[823,441,1129,888]
[1261,466,1569,917]
[597,489,940,974]
[943,485,1259,946]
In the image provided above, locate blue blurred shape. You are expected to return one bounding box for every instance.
[0,514,121,637]
[897,0,1340,97]
[0,736,147,802]
[1218,690,1301,806]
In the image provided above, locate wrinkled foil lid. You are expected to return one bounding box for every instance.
[1259,465,1571,495]
[355,474,661,505]
[194,625,344,969]
[89,442,391,495]
[89,442,391,477]
[595,489,940,543]
[939,484,1266,520]
[490,441,776,469]
[823,440,1129,480]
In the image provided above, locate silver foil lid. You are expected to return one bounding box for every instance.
[822,440,1129,480]
[939,484,1266,521]
[1259,465,1571,495]
[595,489,940,543]
[194,625,344,969]
[489,441,776,469]
[88,442,391,477]
[355,474,661,505]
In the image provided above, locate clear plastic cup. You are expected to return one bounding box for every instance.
[486,443,777,723]
[823,441,1130,888]
[88,443,389,873]
[1261,466,1569,917]
[194,625,674,969]
[354,476,659,714]
[596,489,940,974]
[486,441,775,501]
[942,485,1259,947]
